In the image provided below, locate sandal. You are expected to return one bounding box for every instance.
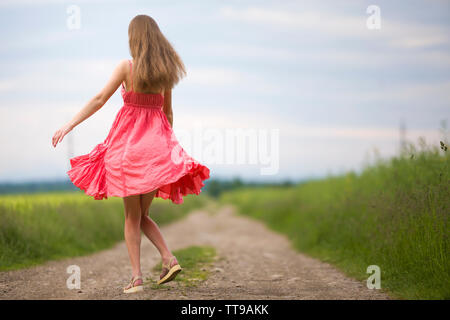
[157,256,182,285]
[123,275,144,294]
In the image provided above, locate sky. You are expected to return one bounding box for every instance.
[0,0,449,183]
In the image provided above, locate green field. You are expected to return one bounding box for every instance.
[220,141,449,299]
[0,191,210,271]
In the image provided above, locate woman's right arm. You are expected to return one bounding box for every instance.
[52,59,128,148]
[163,88,173,128]
[67,59,129,130]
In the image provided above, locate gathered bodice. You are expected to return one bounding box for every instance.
[121,85,164,109]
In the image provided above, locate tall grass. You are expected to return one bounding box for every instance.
[220,141,449,299]
[0,191,210,271]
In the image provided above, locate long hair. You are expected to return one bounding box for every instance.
[128,15,186,92]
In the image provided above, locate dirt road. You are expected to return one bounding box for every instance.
[0,205,389,299]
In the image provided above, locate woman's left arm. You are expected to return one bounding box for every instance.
[52,59,128,148]
[162,87,173,128]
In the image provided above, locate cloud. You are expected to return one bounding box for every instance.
[185,67,247,86]
[219,5,449,49]
[179,66,283,94]
[179,111,441,140]
[0,58,119,96]
[220,6,366,36]
[0,0,61,6]
[199,42,450,69]
[0,0,115,7]
[199,43,298,61]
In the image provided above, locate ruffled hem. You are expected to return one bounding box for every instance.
[67,142,210,204]
[155,160,210,204]
[67,142,108,200]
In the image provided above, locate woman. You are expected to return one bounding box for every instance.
[51,15,210,293]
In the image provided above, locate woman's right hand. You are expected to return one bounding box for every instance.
[52,123,73,148]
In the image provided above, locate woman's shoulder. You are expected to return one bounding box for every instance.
[113,59,132,79]
[117,58,131,69]
[110,59,131,74]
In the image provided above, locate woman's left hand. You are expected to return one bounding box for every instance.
[52,123,73,148]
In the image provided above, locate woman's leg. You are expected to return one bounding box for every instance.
[123,194,143,284]
[140,190,178,268]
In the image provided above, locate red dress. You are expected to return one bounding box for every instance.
[67,60,210,204]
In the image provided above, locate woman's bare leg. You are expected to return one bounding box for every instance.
[140,190,178,268]
[123,194,143,286]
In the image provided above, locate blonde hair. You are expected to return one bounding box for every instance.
[128,15,186,92]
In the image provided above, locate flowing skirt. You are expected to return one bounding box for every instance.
[67,104,210,204]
